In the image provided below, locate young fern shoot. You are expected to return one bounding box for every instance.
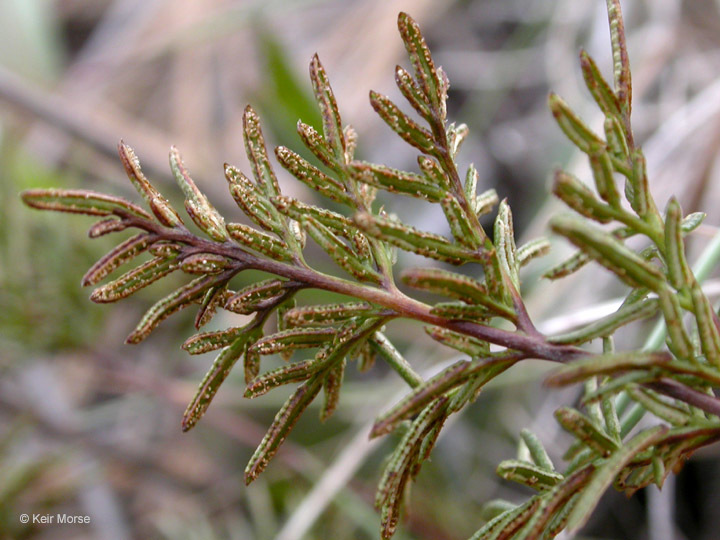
[21,1,720,538]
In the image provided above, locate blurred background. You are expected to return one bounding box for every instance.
[3,0,720,538]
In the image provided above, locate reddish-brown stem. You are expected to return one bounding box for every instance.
[118,211,585,365]
[509,285,541,337]
[645,378,720,418]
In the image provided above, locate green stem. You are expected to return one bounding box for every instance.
[645,227,720,351]
[617,228,720,429]
[370,332,424,388]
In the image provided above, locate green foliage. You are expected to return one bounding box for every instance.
[20,1,720,538]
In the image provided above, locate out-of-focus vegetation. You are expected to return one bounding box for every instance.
[4,1,720,539]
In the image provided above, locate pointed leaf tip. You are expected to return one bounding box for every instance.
[243,105,281,196]
[396,11,446,119]
[182,331,257,431]
[308,53,345,162]
[118,141,183,227]
[244,376,324,484]
[21,188,152,220]
[170,147,228,242]
[369,90,436,153]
